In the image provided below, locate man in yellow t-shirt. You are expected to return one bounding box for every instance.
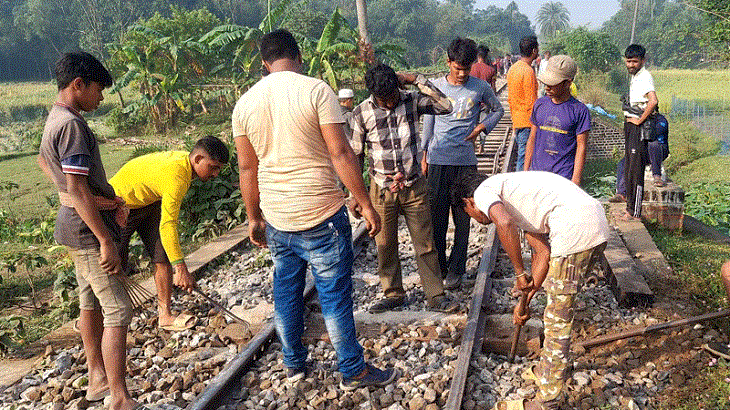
[109,136,228,331]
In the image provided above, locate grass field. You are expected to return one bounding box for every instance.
[0,144,135,218]
[0,82,56,112]
[652,69,730,112]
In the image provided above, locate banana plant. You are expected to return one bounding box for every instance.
[307,8,358,90]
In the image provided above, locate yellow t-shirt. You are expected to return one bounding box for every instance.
[232,71,345,232]
[109,151,192,264]
[507,60,538,129]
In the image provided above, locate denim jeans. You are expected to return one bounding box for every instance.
[265,206,364,378]
[514,127,531,172]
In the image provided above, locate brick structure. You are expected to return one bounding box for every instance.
[587,119,624,160]
[641,167,685,230]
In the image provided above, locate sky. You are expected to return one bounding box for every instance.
[473,0,622,30]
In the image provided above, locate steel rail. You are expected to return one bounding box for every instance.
[445,82,513,410]
[187,223,370,410]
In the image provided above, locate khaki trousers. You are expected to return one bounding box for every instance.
[370,178,444,299]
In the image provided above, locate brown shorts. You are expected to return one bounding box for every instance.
[70,248,133,327]
[119,201,169,273]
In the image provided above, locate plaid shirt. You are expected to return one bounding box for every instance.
[350,75,452,189]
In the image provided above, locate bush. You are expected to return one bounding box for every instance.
[683,182,730,235]
[105,106,148,135]
[548,28,621,73]
[664,120,721,173]
[607,66,629,95]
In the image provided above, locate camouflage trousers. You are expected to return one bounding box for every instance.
[536,242,607,409]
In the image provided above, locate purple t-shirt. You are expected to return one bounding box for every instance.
[529,96,591,180]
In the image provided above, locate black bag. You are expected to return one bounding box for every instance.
[640,114,657,142]
[621,93,657,141]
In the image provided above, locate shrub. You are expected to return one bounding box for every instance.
[548,28,621,73]
[105,106,148,136]
[683,182,730,234]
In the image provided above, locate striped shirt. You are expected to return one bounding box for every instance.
[350,75,452,189]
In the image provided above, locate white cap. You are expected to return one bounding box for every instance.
[338,88,354,99]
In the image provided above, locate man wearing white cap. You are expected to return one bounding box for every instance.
[524,54,590,186]
[338,88,355,138]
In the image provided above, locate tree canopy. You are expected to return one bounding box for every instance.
[537,1,570,40]
[0,0,539,81]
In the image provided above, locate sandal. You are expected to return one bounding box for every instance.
[159,313,198,331]
[427,294,459,313]
[492,399,527,410]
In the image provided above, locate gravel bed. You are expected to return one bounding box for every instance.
[3,218,728,410]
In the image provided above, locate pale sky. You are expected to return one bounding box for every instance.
[474,0,622,30]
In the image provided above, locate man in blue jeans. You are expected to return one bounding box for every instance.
[233,29,396,390]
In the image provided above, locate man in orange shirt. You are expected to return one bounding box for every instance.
[507,36,539,172]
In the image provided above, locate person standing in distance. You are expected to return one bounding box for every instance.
[507,36,539,172]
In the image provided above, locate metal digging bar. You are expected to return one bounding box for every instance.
[577,308,730,350]
[187,223,370,410]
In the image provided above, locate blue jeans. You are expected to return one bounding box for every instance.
[515,127,531,172]
[265,206,364,378]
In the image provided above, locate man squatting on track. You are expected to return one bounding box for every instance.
[232,29,397,390]
[452,170,610,410]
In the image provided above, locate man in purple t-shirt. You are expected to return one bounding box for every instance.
[524,55,590,185]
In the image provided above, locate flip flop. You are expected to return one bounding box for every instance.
[492,399,526,410]
[73,320,80,333]
[159,313,198,332]
[85,385,110,402]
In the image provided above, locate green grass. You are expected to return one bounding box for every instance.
[648,225,730,309]
[673,155,730,185]
[0,144,135,218]
[0,82,56,113]
[652,69,730,113]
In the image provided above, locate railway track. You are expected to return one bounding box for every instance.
[7,79,717,410]
[189,82,516,410]
[4,80,517,410]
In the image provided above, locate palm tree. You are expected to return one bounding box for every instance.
[537,1,570,39]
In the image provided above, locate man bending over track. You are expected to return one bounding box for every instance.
[452,170,609,410]
[109,136,228,331]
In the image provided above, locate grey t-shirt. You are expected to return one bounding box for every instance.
[421,76,503,166]
[40,104,118,249]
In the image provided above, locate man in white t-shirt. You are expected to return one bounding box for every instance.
[451,170,609,410]
[232,29,395,390]
[621,44,658,220]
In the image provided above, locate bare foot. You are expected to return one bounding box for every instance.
[87,373,108,400]
[109,397,138,410]
[617,210,641,221]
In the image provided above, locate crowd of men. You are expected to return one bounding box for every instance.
[36,28,730,410]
